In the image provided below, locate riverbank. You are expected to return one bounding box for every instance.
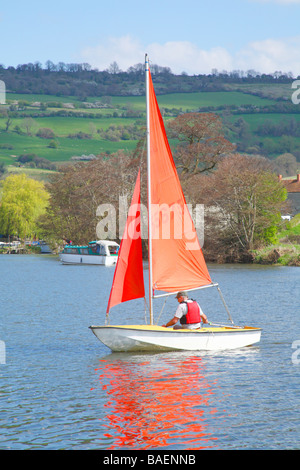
[252,243,300,266]
[251,214,300,266]
[2,242,300,265]
[0,243,51,255]
[2,212,300,266]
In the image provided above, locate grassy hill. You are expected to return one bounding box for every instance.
[1,83,300,179]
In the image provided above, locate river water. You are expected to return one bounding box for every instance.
[0,254,299,450]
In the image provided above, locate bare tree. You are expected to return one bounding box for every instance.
[5,116,12,132]
[107,61,121,74]
[186,154,287,261]
[23,117,36,136]
[39,151,140,245]
[167,113,235,174]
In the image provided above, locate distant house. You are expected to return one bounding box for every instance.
[279,174,300,214]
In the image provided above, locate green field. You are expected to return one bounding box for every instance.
[225,82,294,101]
[6,165,57,182]
[5,115,140,136]
[6,93,81,104]
[231,112,300,131]
[110,91,275,112]
[7,90,274,107]
[0,130,137,165]
[1,88,300,173]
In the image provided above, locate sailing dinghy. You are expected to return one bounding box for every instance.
[89,55,261,352]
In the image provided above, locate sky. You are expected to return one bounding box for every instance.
[1,0,300,76]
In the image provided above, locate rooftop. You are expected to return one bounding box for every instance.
[279,174,300,193]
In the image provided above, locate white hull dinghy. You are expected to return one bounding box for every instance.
[89,55,261,352]
[90,325,261,353]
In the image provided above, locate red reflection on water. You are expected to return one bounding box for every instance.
[94,354,220,450]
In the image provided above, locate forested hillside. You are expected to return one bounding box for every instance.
[1,61,300,179]
[0,60,297,96]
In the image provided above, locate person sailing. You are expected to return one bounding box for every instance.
[162,291,208,329]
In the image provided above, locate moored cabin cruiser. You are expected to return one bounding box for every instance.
[59,240,119,266]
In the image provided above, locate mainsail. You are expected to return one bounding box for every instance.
[106,170,145,313]
[106,62,212,315]
[147,67,212,293]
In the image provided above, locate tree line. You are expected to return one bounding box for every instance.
[256,118,300,137]
[1,60,296,79]
[0,60,296,98]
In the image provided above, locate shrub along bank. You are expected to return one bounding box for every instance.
[251,214,300,265]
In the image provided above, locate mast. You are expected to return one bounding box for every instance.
[145,53,154,325]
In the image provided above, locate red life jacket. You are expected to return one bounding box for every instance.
[180,300,201,325]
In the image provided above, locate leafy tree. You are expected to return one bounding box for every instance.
[48,140,58,149]
[232,118,253,152]
[0,174,49,238]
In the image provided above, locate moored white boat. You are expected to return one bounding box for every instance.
[59,240,119,266]
[89,55,262,353]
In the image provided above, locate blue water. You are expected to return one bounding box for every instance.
[0,254,299,450]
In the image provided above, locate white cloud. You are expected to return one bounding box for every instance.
[80,36,144,71]
[80,36,233,75]
[236,36,300,75]
[147,42,233,75]
[80,35,300,76]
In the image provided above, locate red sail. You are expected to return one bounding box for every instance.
[106,170,145,312]
[148,70,212,292]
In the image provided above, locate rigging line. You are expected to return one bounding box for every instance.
[208,322,240,329]
[143,296,149,324]
[217,286,234,324]
[155,297,168,325]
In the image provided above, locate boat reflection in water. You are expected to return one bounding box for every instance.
[93,352,221,450]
